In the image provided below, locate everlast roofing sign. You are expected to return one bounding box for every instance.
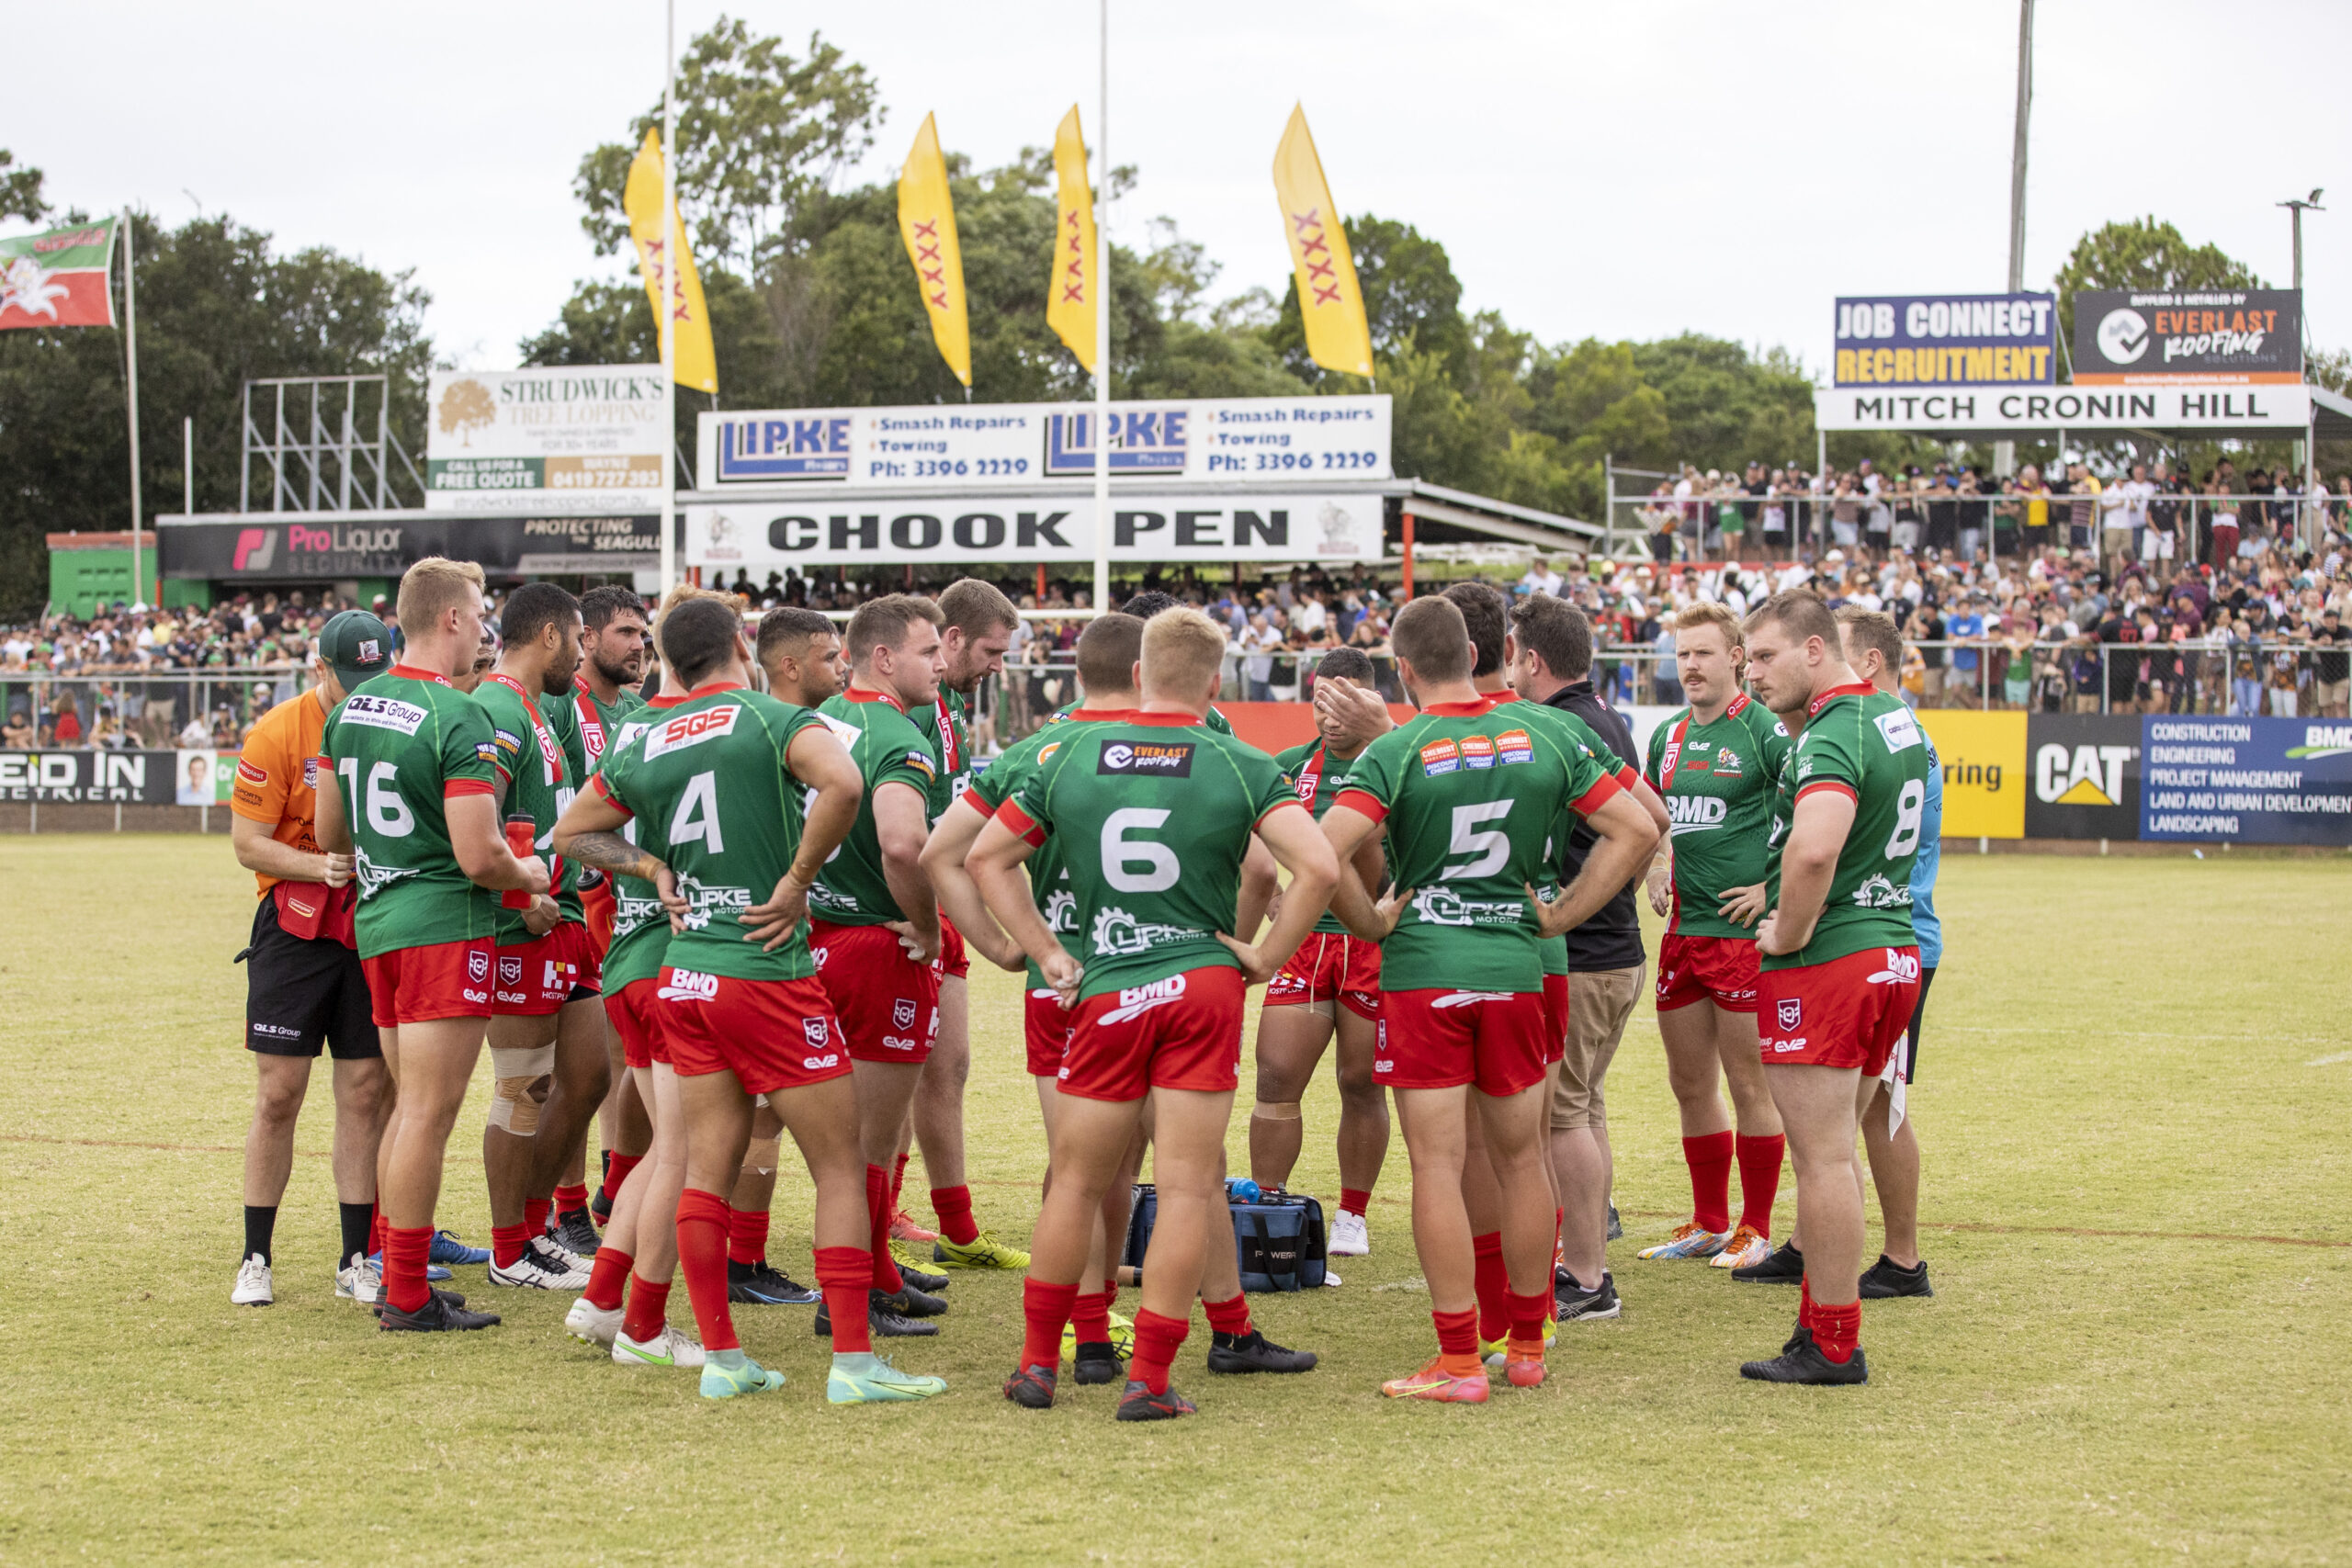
[685,491,1385,569]
[2071,289,2301,385]
[424,367,669,511]
[1833,294,2055,387]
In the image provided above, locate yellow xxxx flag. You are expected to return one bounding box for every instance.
[898,112,971,387]
[622,129,718,394]
[1046,105,1098,373]
[1271,104,1373,378]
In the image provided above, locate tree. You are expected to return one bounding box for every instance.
[0,149,46,222]
[2053,217,2264,350]
[1270,212,1471,385]
[0,213,432,615]
[435,378,496,446]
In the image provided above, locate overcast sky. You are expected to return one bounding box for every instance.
[16,0,2347,379]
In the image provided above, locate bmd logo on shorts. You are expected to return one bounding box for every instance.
[1101,973,1188,1024]
[658,969,721,1002]
[1097,740,1195,777]
[1776,998,1803,1031]
[1869,949,1923,984]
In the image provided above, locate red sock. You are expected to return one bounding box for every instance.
[583,1246,633,1312]
[1735,1133,1786,1237]
[1069,1284,1113,1346]
[1432,1305,1481,1376]
[931,1184,978,1247]
[1102,1277,1119,1315]
[1472,1231,1508,1341]
[890,1152,910,1210]
[1203,1292,1253,1338]
[383,1224,433,1314]
[1022,1278,1080,1368]
[1683,1130,1736,1233]
[490,1223,530,1269]
[1507,1288,1550,1360]
[728,1206,771,1267]
[621,1274,670,1343]
[1799,1277,1817,1331]
[815,1245,873,1354]
[1813,1299,1861,1364]
[673,1187,738,1353]
[524,1197,551,1237]
[553,1182,590,1214]
[600,1152,642,1206]
[865,1165,904,1293]
[1339,1187,1373,1217]
[1128,1307,1190,1395]
[368,1202,385,1259]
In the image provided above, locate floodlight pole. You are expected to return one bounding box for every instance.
[1090,0,1112,615]
[121,209,145,610]
[660,0,678,594]
[1996,0,2033,480]
[2278,192,2323,543]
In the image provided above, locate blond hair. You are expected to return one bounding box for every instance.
[1835,605,1904,673]
[396,557,485,635]
[1139,606,1227,698]
[1672,601,1744,648]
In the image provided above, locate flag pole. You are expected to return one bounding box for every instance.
[659,0,678,594]
[121,210,145,610]
[1090,0,1111,615]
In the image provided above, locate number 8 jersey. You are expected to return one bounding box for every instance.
[1760,682,1935,972]
[320,665,502,959]
[997,712,1297,1004]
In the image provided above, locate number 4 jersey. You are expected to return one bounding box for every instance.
[320,665,501,960]
[998,713,1298,1004]
[1761,682,1935,971]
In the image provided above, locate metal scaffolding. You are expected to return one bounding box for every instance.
[240,376,424,513]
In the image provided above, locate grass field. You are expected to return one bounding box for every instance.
[2,836,2348,1566]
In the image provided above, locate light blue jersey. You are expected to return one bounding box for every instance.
[1911,730,1943,967]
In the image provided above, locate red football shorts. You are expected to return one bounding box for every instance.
[1756,945,1922,1076]
[580,878,616,957]
[1375,987,1550,1097]
[362,937,494,1029]
[493,920,595,1016]
[1025,987,1072,1078]
[809,919,940,1066]
[1059,965,1246,1103]
[1656,931,1761,1014]
[933,916,970,981]
[605,976,670,1069]
[655,968,852,1096]
[1542,973,1570,1063]
[1263,931,1382,1021]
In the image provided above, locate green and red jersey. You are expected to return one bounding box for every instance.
[476,672,583,937]
[1761,682,1935,970]
[1272,737,1380,937]
[594,694,685,992]
[964,707,1130,989]
[1489,690,1632,977]
[1335,696,1621,994]
[592,683,829,983]
[319,664,501,960]
[1000,712,1297,1003]
[1644,692,1792,940]
[808,688,939,926]
[908,686,975,825]
[569,675,646,773]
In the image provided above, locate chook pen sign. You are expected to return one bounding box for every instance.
[2071,289,2302,384]
[1833,294,2056,387]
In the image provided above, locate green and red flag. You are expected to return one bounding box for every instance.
[0,217,118,330]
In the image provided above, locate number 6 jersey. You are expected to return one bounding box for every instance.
[1760,681,1935,971]
[319,664,501,959]
[997,712,1298,1004]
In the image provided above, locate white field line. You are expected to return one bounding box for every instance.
[2308,1051,2352,1067]
[1936,1025,2348,1046]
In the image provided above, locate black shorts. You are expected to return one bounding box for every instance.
[242,895,380,1059]
[1904,964,1936,1083]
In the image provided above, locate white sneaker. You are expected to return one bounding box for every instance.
[490,1240,591,1292]
[613,1323,707,1369]
[335,1254,381,1304]
[232,1254,274,1306]
[1329,1209,1371,1258]
[565,1296,624,1347]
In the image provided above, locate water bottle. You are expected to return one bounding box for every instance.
[1225,1177,1261,1204]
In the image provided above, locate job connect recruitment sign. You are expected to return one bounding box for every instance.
[695,396,1391,490]
[1833,294,2056,388]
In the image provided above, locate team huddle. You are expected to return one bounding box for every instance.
[228,553,1940,1415]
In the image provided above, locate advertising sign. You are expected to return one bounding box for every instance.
[1915,710,2026,838]
[2026,715,2142,840]
[1833,293,2056,387]
[2070,289,2301,385]
[1815,381,2309,436]
[686,491,1385,570]
[2139,716,2352,845]
[0,750,173,804]
[161,513,662,581]
[697,396,1392,490]
[424,367,669,512]
[175,750,239,806]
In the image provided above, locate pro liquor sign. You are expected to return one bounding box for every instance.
[424,367,669,512]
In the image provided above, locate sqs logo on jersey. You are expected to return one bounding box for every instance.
[1097,740,1195,777]
[644,704,742,760]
